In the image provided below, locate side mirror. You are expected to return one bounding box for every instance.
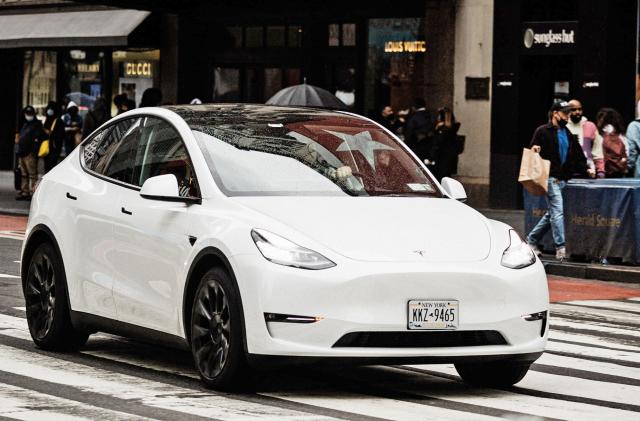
[140,174,200,203]
[440,177,467,202]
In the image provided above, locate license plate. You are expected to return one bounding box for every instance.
[408,300,459,330]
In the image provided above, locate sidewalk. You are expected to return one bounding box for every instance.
[478,207,640,284]
[0,170,638,283]
[0,171,30,216]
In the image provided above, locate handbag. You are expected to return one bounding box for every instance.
[518,145,550,196]
[38,140,50,158]
[38,119,56,158]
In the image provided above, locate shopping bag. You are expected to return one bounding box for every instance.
[518,145,550,196]
[38,140,50,158]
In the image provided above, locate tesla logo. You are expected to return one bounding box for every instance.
[412,250,427,257]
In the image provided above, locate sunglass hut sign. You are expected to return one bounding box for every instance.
[522,21,577,54]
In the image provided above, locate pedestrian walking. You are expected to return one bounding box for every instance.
[82,96,110,139]
[596,108,628,178]
[567,99,600,178]
[42,101,65,173]
[62,101,82,156]
[431,107,461,180]
[404,98,435,164]
[15,106,45,200]
[526,101,589,260]
[626,100,640,178]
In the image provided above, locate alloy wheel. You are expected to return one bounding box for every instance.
[25,251,56,341]
[192,279,231,380]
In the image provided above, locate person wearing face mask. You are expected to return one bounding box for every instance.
[15,105,45,200]
[62,100,83,156]
[526,100,588,261]
[43,101,65,173]
[567,99,600,178]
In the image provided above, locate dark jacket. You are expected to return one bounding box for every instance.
[529,122,587,180]
[404,109,435,162]
[44,116,65,154]
[404,110,433,147]
[17,119,45,158]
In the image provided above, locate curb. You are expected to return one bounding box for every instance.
[0,208,29,217]
[542,259,640,284]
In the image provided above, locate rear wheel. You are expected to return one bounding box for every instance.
[190,267,248,390]
[24,242,89,351]
[454,359,531,387]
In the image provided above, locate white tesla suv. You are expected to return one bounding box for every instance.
[22,104,548,390]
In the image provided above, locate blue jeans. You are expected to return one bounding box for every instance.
[526,177,566,249]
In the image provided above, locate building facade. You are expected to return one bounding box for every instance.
[2,0,637,210]
[490,0,639,208]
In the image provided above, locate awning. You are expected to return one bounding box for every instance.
[0,9,151,48]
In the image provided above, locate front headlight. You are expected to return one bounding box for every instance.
[251,229,336,270]
[501,229,536,269]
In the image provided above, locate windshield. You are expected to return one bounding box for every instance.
[193,114,441,197]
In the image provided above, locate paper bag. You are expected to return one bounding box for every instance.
[518,146,550,196]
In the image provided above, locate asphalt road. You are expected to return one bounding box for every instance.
[0,232,640,420]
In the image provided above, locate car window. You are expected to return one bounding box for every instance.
[193,117,440,197]
[102,119,143,184]
[131,117,199,197]
[82,118,135,173]
[82,118,139,177]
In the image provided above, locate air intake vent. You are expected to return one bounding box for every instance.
[333,330,507,348]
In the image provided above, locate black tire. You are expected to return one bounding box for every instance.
[454,359,531,387]
[190,267,248,390]
[24,242,89,351]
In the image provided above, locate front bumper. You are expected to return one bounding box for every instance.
[231,253,548,360]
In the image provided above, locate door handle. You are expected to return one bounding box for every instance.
[121,207,132,215]
[66,192,77,200]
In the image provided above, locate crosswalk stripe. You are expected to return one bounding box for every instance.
[550,337,640,354]
[0,340,339,420]
[0,380,159,421]
[551,303,639,325]
[559,302,640,317]
[403,365,640,412]
[628,297,640,302]
[549,330,640,353]
[537,352,640,380]
[567,299,640,313]
[550,318,640,341]
[532,363,640,386]
[0,274,19,279]
[396,365,640,420]
[0,330,364,421]
[546,338,640,365]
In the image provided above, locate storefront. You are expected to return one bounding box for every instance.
[175,2,430,119]
[490,0,639,208]
[0,6,161,168]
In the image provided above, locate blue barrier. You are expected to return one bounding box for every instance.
[523,179,640,264]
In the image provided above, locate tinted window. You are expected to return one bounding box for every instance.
[102,119,143,184]
[82,118,137,174]
[131,117,198,197]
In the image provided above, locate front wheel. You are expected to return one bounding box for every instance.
[24,242,89,351]
[190,267,248,390]
[454,359,531,387]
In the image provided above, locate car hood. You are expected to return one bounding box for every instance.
[232,196,491,262]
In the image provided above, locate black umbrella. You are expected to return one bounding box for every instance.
[266,82,348,110]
